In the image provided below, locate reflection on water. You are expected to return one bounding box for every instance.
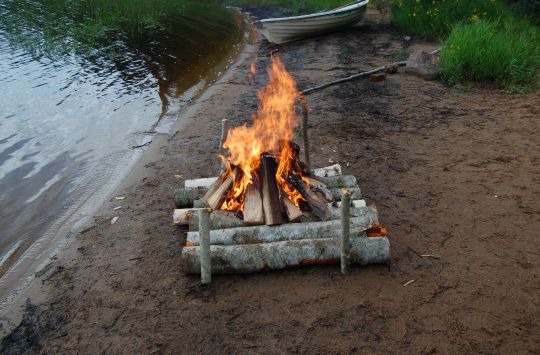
[0,1,246,276]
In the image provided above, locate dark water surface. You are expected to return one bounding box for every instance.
[0,1,245,283]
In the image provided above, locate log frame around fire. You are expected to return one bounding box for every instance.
[174,164,390,279]
[172,55,390,282]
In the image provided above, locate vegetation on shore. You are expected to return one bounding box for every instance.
[391,0,540,91]
[0,0,242,57]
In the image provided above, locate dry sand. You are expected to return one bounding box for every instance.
[1,13,539,354]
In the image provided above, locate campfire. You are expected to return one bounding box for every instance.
[203,56,331,225]
[173,55,390,277]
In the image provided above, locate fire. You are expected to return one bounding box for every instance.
[220,55,307,211]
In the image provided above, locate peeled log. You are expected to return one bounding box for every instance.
[182,236,390,274]
[173,208,201,226]
[185,177,218,189]
[175,187,209,208]
[330,187,361,201]
[318,175,357,189]
[186,208,378,245]
[313,164,342,177]
[188,210,247,231]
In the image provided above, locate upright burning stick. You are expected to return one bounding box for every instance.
[341,189,352,274]
[199,208,212,284]
[219,119,229,171]
[299,94,311,167]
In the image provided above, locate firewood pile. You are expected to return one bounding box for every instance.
[173,163,390,275]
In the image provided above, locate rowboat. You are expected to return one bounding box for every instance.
[255,0,369,44]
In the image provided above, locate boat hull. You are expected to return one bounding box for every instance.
[257,1,368,44]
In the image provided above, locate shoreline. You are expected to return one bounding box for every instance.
[2,10,539,353]
[0,18,254,334]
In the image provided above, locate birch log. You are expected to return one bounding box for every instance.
[188,210,246,231]
[186,207,378,245]
[185,177,218,189]
[318,175,357,189]
[341,189,352,274]
[175,187,209,208]
[182,236,390,274]
[330,187,362,201]
[199,209,211,284]
[313,164,342,178]
[173,208,201,226]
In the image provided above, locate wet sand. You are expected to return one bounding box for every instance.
[1,12,539,354]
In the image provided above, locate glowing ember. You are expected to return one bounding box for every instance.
[219,55,308,212]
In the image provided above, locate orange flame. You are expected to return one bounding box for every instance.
[220,55,305,211]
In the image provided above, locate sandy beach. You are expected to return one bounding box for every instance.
[2,9,539,354]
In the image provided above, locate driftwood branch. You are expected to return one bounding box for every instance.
[301,47,442,95]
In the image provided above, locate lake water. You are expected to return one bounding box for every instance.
[0,1,245,282]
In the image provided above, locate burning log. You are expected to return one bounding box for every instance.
[175,187,209,208]
[288,175,332,221]
[203,175,235,209]
[282,195,302,222]
[243,181,264,225]
[299,94,311,167]
[261,155,286,225]
[186,209,378,245]
[182,236,390,274]
[307,177,333,202]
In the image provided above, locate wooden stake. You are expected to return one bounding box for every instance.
[299,95,311,167]
[261,155,286,225]
[199,208,211,284]
[219,119,229,171]
[341,189,352,275]
[243,182,264,225]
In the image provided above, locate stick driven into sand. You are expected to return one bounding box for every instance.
[341,189,351,274]
[299,94,311,167]
[199,208,211,284]
[219,119,229,171]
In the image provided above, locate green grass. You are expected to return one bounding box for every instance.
[439,18,540,91]
[391,0,508,39]
[390,0,540,91]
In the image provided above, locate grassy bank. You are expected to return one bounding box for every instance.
[391,0,540,91]
[440,18,540,91]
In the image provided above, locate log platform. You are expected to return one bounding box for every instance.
[175,164,390,274]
